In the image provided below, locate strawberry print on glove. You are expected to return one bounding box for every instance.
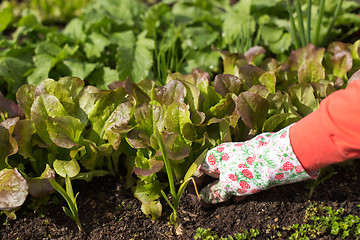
[197,125,317,204]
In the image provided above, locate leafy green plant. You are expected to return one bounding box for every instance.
[0,75,130,220]
[2,0,360,101]
[30,0,91,23]
[49,174,82,231]
[0,0,90,25]
[0,39,360,230]
[156,127,206,232]
[194,227,260,240]
[284,202,360,239]
[286,0,348,48]
[153,23,189,86]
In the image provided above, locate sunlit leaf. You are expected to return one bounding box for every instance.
[259,72,276,93]
[47,116,84,149]
[0,168,28,211]
[141,200,162,220]
[53,158,81,178]
[328,42,353,80]
[31,94,68,145]
[0,7,13,33]
[289,83,319,116]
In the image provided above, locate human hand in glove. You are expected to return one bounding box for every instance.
[195,125,316,204]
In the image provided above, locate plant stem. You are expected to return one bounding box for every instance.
[314,0,325,46]
[286,0,300,49]
[155,128,178,208]
[323,0,343,46]
[306,0,312,45]
[295,0,306,46]
[75,219,83,232]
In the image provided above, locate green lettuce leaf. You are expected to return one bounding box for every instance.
[53,158,81,178]
[34,78,76,115]
[328,42,353,80]
[141,200,162,221]
[47,116,84,149]
[288,83,319,117]
[133,179,164,220]
[31,94,69,145]
[78,86,128,143]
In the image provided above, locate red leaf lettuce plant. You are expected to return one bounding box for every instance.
[0,40,359,232]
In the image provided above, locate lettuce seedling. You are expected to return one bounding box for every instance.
[49,174,82,231]
[155,128,205,234]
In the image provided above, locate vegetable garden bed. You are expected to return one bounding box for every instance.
[1,0,360,239]
[1,161,360,239]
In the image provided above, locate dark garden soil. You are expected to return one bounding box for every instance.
[1,160,360,240]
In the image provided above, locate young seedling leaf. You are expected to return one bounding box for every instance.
[183,149,209,182]
[49,176,82,231]
[53,159,81,178]
[141,200,162,220]
[259,72,276,93]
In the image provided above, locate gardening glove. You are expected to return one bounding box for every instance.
[195,125,317,204]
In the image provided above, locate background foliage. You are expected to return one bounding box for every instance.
[0,0,359,99]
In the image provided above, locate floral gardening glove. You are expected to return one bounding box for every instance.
[196,125,316,204]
